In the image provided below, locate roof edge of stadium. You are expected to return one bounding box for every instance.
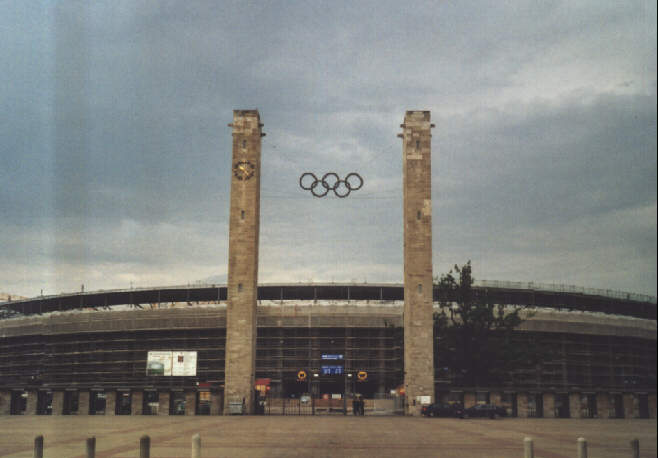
[2,280,656,306]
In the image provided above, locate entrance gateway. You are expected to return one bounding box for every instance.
[223,110,435,415]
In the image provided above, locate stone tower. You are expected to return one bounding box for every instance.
[224,110,264,414]
[398,110,435,415]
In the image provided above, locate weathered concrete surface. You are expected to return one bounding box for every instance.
[51,391,63,416]
[2,304,653,339]
[0,391,10,415]
[158,392,170,416]
[224,110,263,415]
[131,391,143,416]
[0,416,655,458]
[543,393,555,418]
[401,110,435,415]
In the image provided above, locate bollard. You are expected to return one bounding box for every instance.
[140,435,150,458]
[630,438,639,458]
[577,437,587,458]
[86,437,96,458]
[33,435,43,458]
[523,437,534,458]
[192,433,201,458]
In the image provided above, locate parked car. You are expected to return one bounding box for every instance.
[421,402,464,418]
[463,403,507,419]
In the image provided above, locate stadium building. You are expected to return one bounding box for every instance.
[0,282,655,418]
[1,110,655,418]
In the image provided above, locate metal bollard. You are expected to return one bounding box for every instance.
[192,433,201,458]
[524,437,534,458]
[33,435,43,458]
[630,438,639,458]
[140,435,150,458]
[577,437,587,458]
[86,437,96,458]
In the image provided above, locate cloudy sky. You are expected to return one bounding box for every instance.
[1,1,656,298]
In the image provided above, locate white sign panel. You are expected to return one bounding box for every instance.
[172,351,197,376]
[146,351,172,376]
[146,351,197,376]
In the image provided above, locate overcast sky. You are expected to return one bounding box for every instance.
[1,1,656,298]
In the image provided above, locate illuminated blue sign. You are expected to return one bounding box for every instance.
[321,365,343,375]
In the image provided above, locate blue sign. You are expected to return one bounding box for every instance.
[321,365,344,375]
[321,354,344,360]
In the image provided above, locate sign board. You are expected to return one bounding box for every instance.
[321,365,343,375]
[321,354,344,360]
[146,351,197,376]
[146,351,172,376]
[172,351,197,376]
[417,395,432,405]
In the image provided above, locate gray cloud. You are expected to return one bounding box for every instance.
[1,1,656,297]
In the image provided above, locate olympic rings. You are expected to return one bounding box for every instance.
[299,172,364,198]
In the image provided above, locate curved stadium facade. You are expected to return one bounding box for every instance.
[1,281,656,419]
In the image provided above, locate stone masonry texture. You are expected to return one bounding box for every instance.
[400,111,435,415]
[224,110,263,414]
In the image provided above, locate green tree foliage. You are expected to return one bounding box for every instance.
[433,261,542,387]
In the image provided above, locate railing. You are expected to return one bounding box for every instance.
[474,280,657,305]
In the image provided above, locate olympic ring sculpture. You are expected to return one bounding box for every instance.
[299,172,363,198]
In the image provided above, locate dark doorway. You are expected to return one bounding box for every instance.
[10,391,27,415]
[638,394,649,419]
[36,391,52,415]
[115,391,131,415]
[63,391,79,415]
[170,391,186,415]
[584,394,597,418]
[89,392,106,415]
[196,391,211,415]
[142,391,159,415]
[555,394,570,418]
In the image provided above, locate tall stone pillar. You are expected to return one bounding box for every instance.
[597,392,610,419]
[224,109,264,415]
[398,111,435,415]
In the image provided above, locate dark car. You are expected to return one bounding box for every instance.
[463,403,507,419]
[421,402,464,418]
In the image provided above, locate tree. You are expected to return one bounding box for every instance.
[433,261,541,387]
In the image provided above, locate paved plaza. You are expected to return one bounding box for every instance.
[0,416,655,458]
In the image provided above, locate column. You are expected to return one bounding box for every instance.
[51,391,64,416]
[131,391,143,416]
[648,394,656,419]
[105,391,116,416]
[490,391,502,407]
[0,391,10,415]
[224,110,264,415]
[25,391,38,415]
[210,391,223,415]
[464,392,476,409]
[517,393,529,418]
[185,392,196,416]
[623,393,635,419]
[158,392,170,415]
[78,391,90,415]
[597,392,610,419]
[399,110,435,416]
[569,393,582,419]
